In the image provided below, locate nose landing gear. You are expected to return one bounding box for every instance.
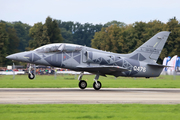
[28,73,35,79]
[28,64,36,80]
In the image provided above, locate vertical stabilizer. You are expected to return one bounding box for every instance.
[130,31,170,62]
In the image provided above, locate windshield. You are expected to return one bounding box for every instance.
[34,43,82,53]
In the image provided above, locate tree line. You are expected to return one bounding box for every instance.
[0,21,31,66]
[92,17,180,63]
[0,16,180,66]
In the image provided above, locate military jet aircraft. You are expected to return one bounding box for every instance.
[6,31,170,90]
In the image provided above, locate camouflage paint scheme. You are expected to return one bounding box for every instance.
[6,31,171,90]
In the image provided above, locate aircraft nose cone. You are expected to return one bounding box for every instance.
[6,54,17,60]
[6,51,34,62]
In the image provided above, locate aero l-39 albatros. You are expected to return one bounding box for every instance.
[6,31,170,90]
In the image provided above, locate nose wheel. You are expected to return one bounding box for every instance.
[28,73,35,79]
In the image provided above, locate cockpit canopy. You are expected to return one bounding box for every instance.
[34,43,83,53]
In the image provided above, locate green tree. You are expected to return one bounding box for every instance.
[13,22,31,51]
[45,17,63,43]
[121,24,136,53]
[164,17,180,57]
[60,28,73,43]
[105,20,126,27]
[56,20,104,47]
[0,23,9,66]
[92,25,125,53]
[7,27,19,54]
[29,16,63,49]
[29,22,50,49]
[5,27,20,65]
[91,27,107,50]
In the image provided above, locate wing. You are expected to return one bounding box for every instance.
[77,65,129,75]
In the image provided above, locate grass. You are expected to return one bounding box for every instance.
[0,104,180,120]
[1,75,180,120]
[0,74,180,88]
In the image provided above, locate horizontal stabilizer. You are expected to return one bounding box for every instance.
[147,64,171,67]
[77,65,129,72]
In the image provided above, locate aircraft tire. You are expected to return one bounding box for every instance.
[79,80,87,89]
[93,81,101,90]
[28,73,35,80]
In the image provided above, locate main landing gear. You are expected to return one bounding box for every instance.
[78,72,102,90]
[93,73,101,90]
[78,72,87,89]
[28,64,35,80]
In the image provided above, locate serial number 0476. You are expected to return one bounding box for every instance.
[133,66,146,72]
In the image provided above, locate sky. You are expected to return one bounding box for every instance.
[0,0,180,26]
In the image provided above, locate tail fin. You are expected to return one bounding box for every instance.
[129,31,170,62]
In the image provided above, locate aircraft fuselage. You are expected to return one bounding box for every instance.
[7,44,163,77]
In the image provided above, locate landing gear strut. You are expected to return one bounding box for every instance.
[93,73,101,90]
[78,72,87,89]
[77,72,102,90]
[93,81,101,90]
[28,64,35,80]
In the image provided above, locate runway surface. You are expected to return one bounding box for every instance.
[0,88,180,104]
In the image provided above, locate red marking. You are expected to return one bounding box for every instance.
[64,56,66,59]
